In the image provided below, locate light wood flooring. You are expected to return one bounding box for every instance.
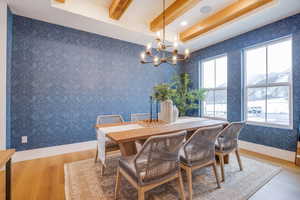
[0,149,299,200]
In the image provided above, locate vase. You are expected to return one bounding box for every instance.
[173,106,179,122]
[159,100,174,123]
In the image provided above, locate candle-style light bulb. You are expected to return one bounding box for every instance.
[153,56,160,66]
[146,43,152,50]
[172,55,177,65]
[184,48,190,58]
[140,52,146,61]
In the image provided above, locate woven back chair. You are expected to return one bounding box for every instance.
[134,131,186,185]
[130,113,150,122]
[115,131,187,200]
[180,125,224,200]
[96,114,124,124]
[216,122,246,182]
[95,114,124,175]
[216,122,245,152]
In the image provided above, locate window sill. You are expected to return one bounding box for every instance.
[202,116,227,121]
[246,121,293,130]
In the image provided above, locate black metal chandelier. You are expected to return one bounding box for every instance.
[140,0,190,67]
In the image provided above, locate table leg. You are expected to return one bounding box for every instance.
[6,158,12,200]
[119,141,137,156]
[224,155,229,164]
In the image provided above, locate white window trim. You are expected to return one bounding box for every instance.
[200,54,227,120]
[243,36,293,129]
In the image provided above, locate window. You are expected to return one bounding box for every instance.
[201,55,227,119]
[244,37,292,128]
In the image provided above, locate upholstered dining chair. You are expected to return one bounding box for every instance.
[130,113,151,122]
[215,122,245,182]
[95,115,124,175]
[179,125,224,200]
[115,131,187,200]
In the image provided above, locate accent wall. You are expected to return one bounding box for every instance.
[10,15,179,151]
[183,13,300,151]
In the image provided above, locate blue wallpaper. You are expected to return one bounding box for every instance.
[6,8,13,149]
[183,13,300,151]
[11,15,179,151]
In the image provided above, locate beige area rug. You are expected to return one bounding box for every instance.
[64,155,281,200]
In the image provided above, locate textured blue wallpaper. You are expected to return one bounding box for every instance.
[183,13,300,151]
[6,8,13,149]
[11,15,179,151]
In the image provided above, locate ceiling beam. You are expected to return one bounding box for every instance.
[109,0,133,20]
[180,0,274,42]
[55,0,65,3]
[150,0,201,32]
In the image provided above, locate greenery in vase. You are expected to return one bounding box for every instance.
[152,73,206,116]
[152,83,173,101]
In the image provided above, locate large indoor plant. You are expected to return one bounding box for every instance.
[153,73,206,117]
[171,73,206,116]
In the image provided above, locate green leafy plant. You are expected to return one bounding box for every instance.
[153,73,206,116]
[152,83,174,101]
[171,73,206,116]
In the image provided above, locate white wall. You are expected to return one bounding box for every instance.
[0,0,7,150]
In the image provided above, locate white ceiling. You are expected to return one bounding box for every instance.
[7,0,300,52]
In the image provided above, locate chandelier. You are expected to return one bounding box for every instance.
[140,0,190,67]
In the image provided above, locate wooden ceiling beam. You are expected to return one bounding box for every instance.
[180,0,274,42]
[150,0,201,32]
[109,0,133,20]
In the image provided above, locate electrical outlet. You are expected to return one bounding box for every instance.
[21,136,28,144]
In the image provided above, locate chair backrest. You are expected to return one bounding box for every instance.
[134,131,186,185]
[96,115,124,124]
[182,125,224,164]
[217,122,245,152]
[131,113,150,122]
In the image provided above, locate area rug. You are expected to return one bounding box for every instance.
[64,155,281,200]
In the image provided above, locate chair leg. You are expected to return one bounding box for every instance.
[219,154,225,182]
[177,171,186,200]
[115,168,121,200]
[212,162,221,188]
[186,168,193,200]
[138,188,145,200]
[100,162,105,176]
[95,145,98,163]
[235,149,243,171]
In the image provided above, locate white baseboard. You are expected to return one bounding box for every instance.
[239,140,296,162]
[9,140,296,163]
[13,140,97,162]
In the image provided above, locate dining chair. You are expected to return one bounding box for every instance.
[179,125,224,200]
[95,115,124,175]
[115,131,187,200]
[215,122,245,182]
[131,113,151,122]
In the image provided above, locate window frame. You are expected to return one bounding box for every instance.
[200,54,228,120]
[243,36,293,129]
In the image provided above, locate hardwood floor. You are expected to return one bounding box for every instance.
[0,149,299,200]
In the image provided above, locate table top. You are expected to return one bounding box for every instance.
[96,117,228,143]
[0,149,15,168]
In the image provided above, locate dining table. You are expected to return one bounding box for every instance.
[95,117,229,160]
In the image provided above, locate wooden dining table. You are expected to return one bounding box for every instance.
[95,117,228,157]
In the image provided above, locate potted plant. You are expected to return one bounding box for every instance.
[170,73,206,116]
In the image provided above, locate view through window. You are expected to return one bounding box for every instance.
[201,55,227,119]
[244,37,292,127]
